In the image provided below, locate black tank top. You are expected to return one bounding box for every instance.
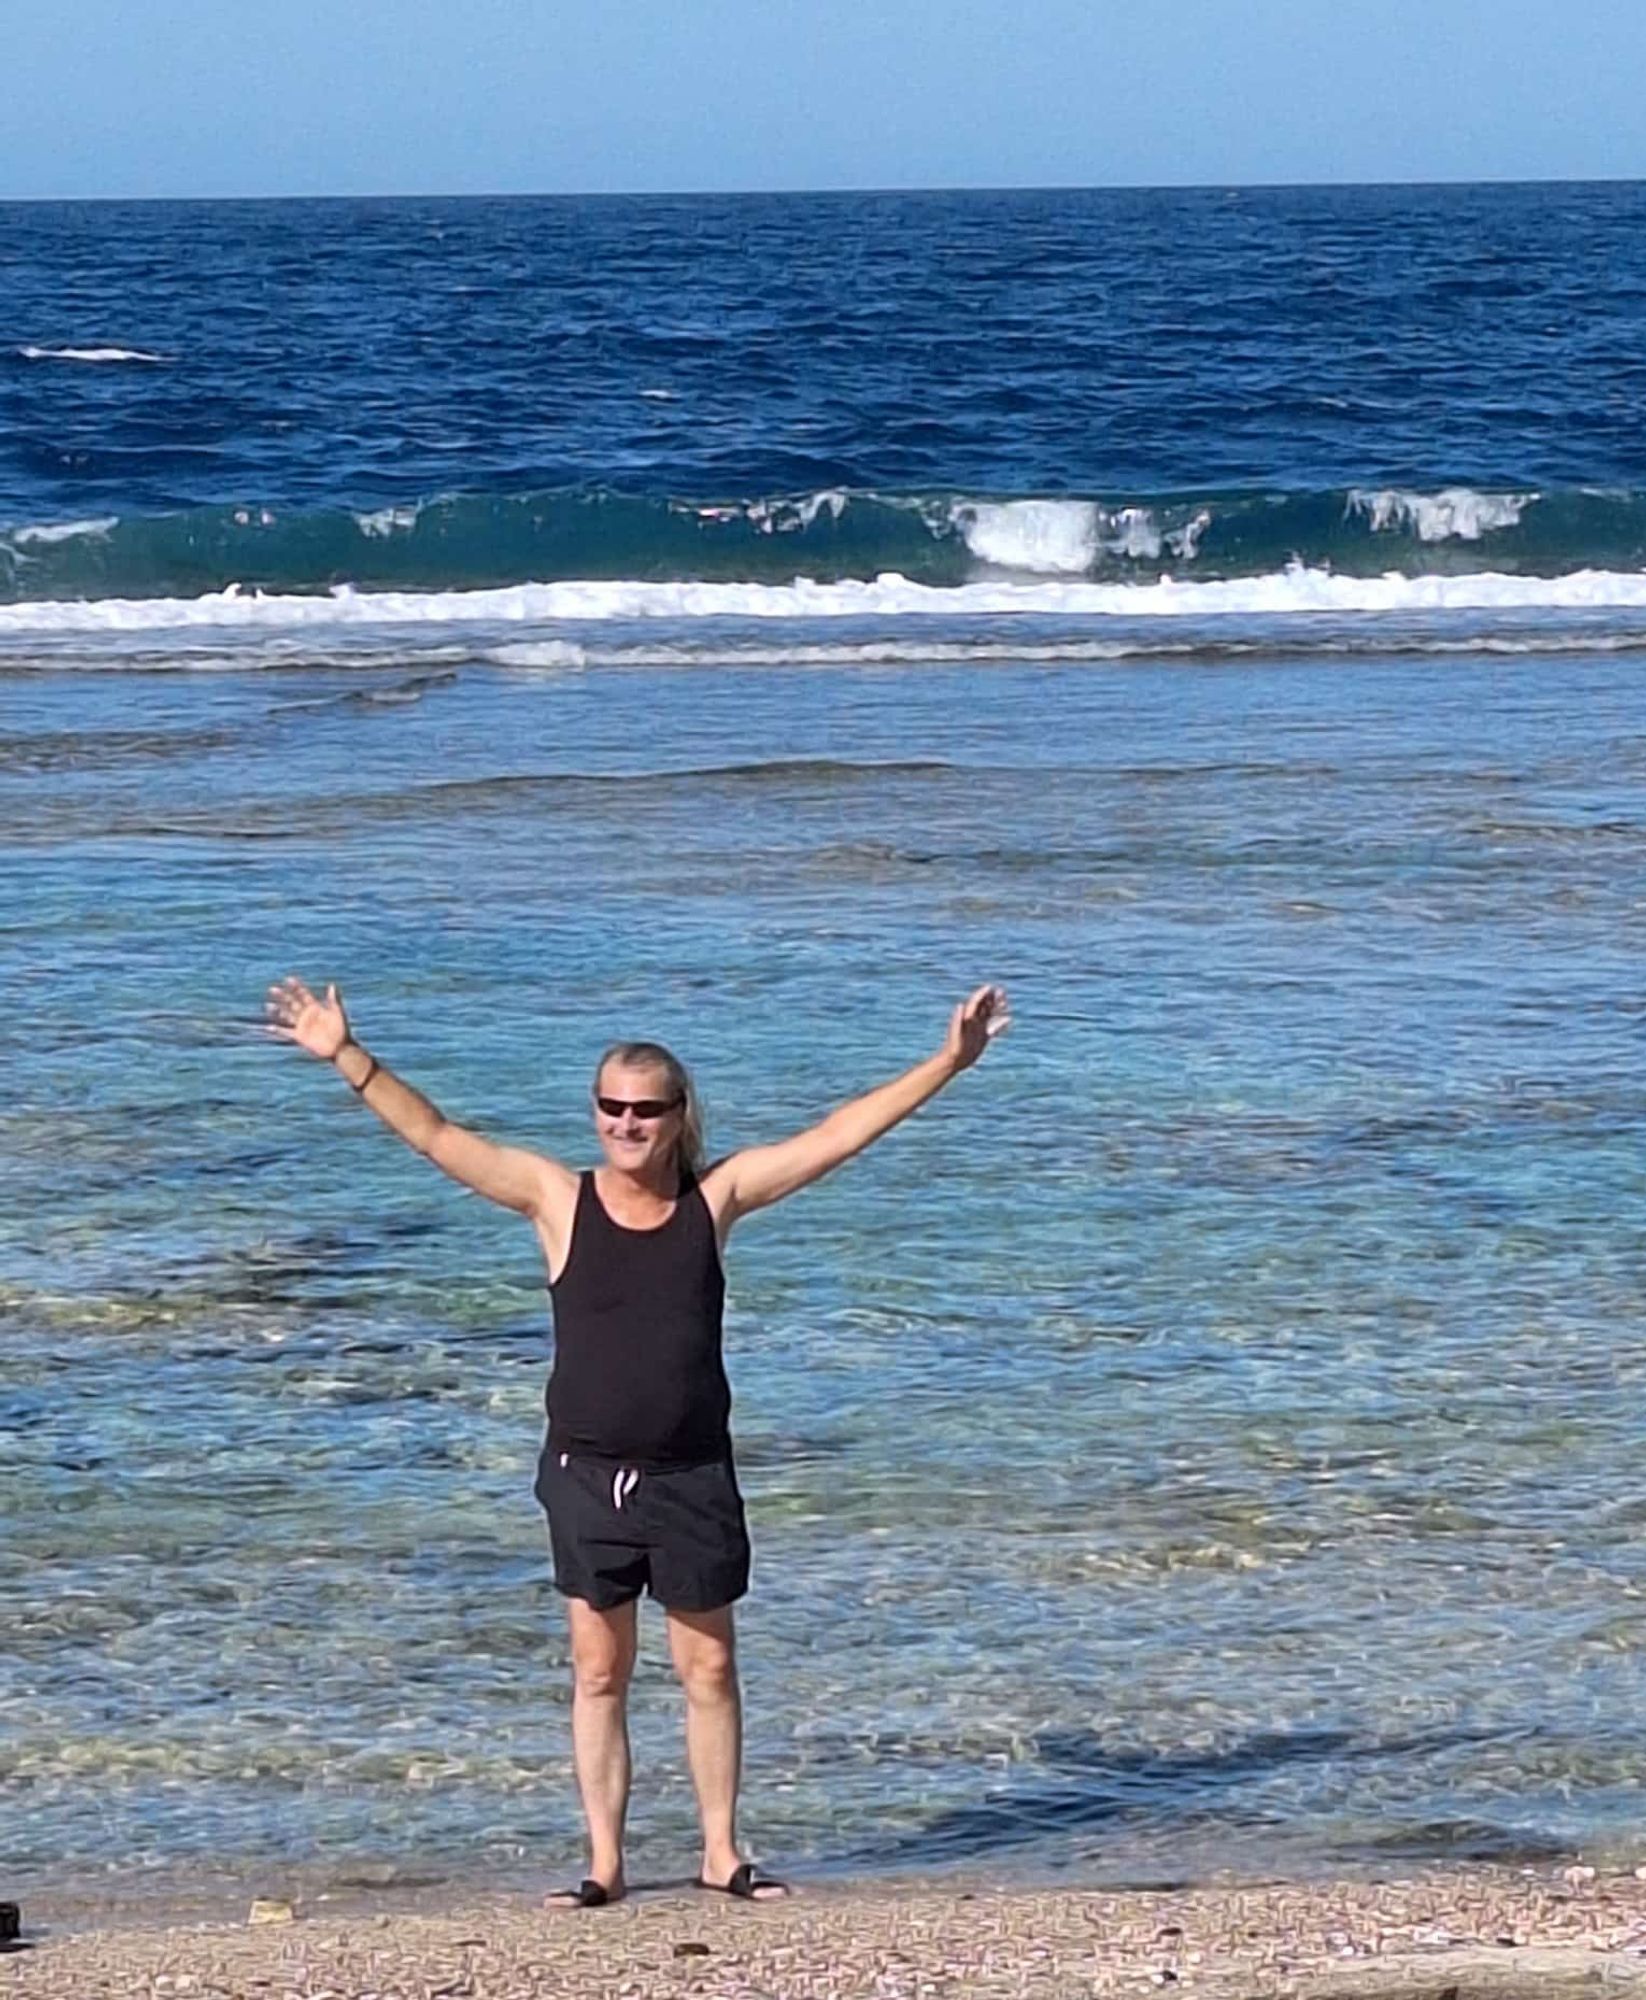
[545,1170,731,1469]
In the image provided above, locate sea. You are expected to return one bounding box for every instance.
[6,182,1646,1906]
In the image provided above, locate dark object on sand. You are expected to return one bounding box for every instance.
[694,1863,789,1900]
[549,1880,613,1909]
[0,1903,23,1952]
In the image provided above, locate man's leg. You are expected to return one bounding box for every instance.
[547,1596,637,1905]
[667,1604,744,1885]
[667,1605,786,1898]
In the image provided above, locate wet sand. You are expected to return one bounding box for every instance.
[9,1865,1646,2000]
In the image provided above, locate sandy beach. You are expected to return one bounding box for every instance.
[10,1866,1646,2000]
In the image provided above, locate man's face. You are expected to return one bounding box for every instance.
[593,1061,684,1176]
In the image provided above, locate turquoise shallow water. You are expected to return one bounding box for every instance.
[6,644,1646,1894]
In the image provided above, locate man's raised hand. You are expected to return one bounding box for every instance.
[265,975,350,1061]
[944,983,1011,1072]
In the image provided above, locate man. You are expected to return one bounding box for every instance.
[265,975,1010,1905]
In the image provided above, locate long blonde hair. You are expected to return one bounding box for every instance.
[594,1041,706,1178]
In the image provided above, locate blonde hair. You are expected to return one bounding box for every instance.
[595,1041,705,1178]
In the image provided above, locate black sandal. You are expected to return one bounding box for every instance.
[546,1879,617,1908]
[695,1862,789,1900]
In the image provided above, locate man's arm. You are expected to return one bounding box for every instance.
[707,984,1010,1228]
[265,975,572,1219]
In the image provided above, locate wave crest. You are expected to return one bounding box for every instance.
[1348,487,1533,542]
[1,481,1639,608]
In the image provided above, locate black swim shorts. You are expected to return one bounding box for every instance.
[535,1448,751,1612]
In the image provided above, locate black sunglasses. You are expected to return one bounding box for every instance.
[596,1094,683,1120]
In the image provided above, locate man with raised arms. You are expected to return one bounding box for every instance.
[265,977,1011,1907]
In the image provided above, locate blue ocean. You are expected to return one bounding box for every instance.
[6,183,1646,1906]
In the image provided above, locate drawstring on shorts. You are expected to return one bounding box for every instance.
[553,1452,642,1511]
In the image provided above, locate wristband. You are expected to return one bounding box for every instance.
[336,1041,378,1094]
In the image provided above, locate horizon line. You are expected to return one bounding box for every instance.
[3,171,1645,206]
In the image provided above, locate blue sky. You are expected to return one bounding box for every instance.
[5,0,1643,199]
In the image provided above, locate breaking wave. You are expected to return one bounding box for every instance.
[4,483,1646,606]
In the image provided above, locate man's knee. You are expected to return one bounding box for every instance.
[568,1603,636,1700]
[572,1645,633,1701]
[674,1636,738,1705]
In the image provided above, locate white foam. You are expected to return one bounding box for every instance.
[490,637,1212,670]
[1169,510,1212,561]
[1103,507,1162,561]
[354,506,422,539]
[745,489,851,536]
[952,499,1212,572]
[8,517,119,547]
[17,344,167,364]
[1349,487,1533,542]
[489,640,590,669]
[14,627,1646,675]
[494,635,1646,670]
[954,499,1100,573]
[7,565,1646,637]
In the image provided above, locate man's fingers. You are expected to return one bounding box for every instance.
[952,983,1010,1048]
[267,974,331,1011]
[266,974,332,1033]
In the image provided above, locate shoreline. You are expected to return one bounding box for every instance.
[10,1865,1646,1999]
